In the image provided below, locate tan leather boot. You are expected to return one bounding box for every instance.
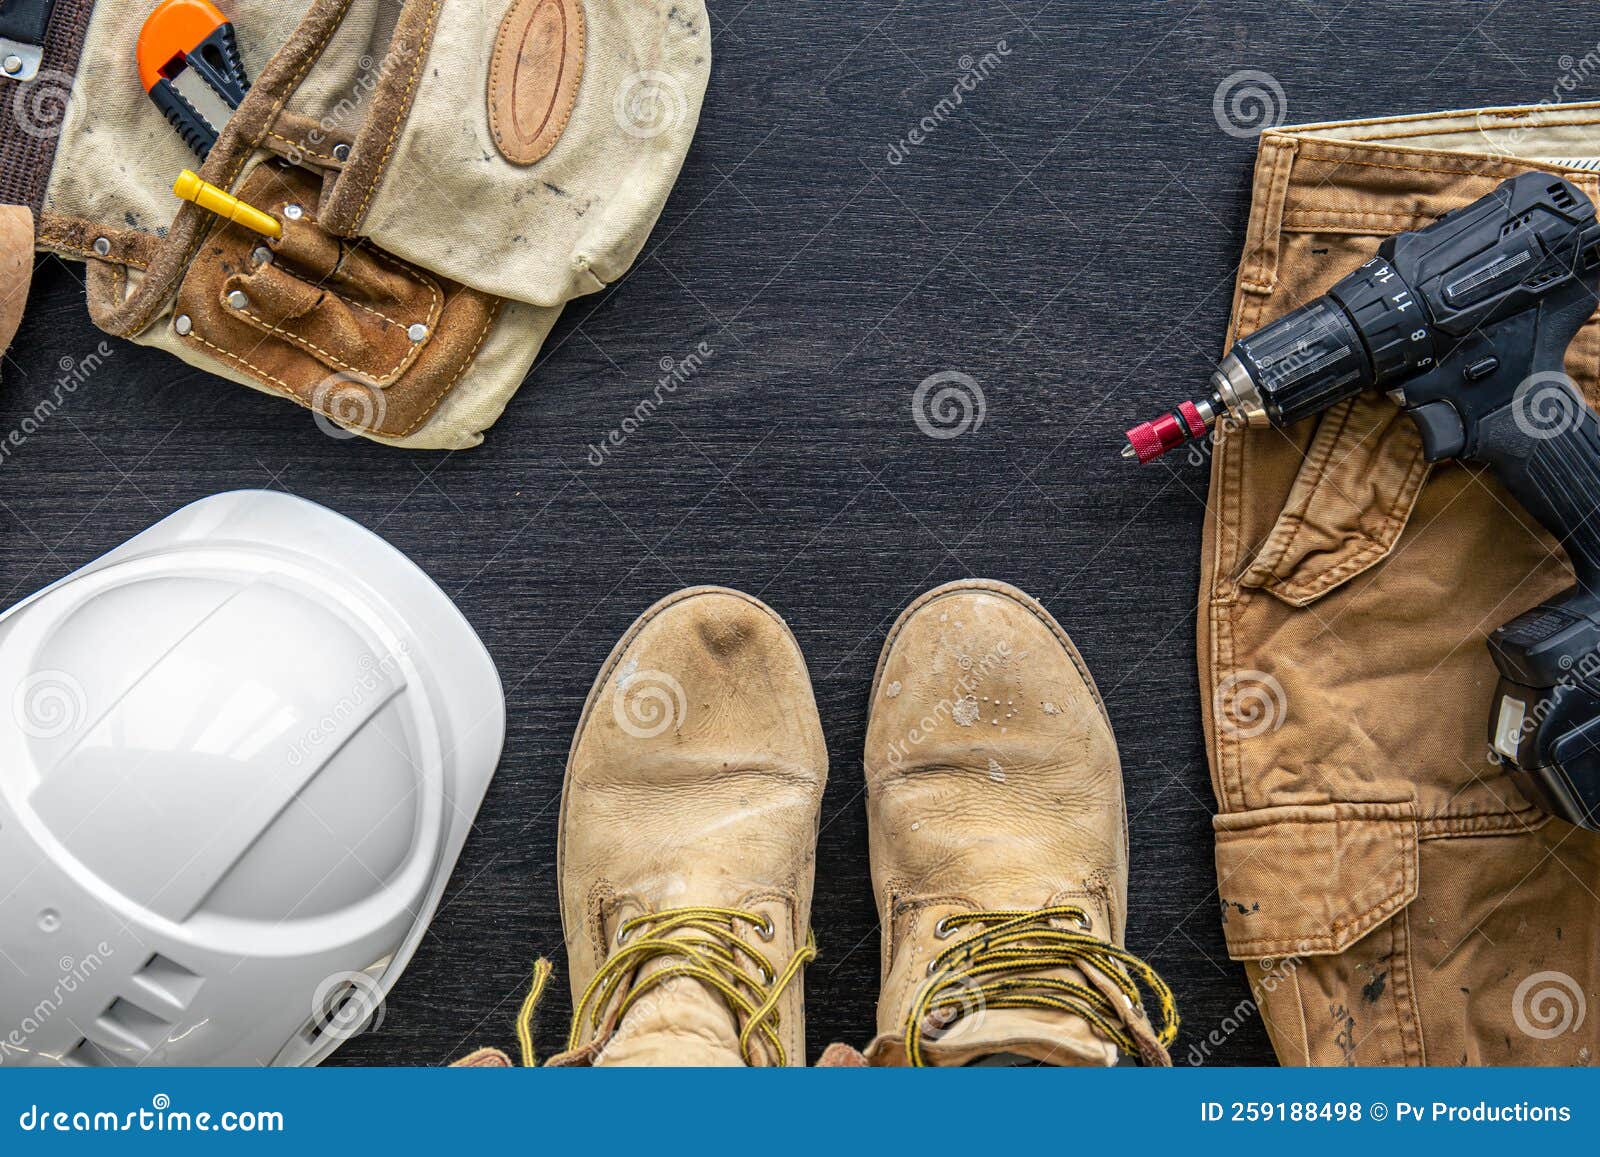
[549,586,827,1066]
[861,579,1177,1067]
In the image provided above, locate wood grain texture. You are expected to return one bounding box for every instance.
[2,0,1588,1068]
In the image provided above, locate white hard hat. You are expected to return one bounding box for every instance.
[0,491,504,1066]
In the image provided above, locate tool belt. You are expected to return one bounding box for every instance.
[0,0,709,448]
[1203,102,1600,1065]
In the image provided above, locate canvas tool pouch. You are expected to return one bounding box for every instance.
[0,0,709,447]
[1203,103,1600,1065]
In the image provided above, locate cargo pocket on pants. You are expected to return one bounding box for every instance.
[1214,800,1424,1064]
[1237,394,1431,607]
[1213,800,1419,960]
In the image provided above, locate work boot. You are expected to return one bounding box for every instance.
[549,586,828,1066]
[861,579,1177,1066]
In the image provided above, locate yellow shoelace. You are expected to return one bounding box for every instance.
[906,903,1179,1066]
[511,958,555,1066]
[570,905,816,1066]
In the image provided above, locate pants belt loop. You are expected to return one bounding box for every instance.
[1238,132,1298,298]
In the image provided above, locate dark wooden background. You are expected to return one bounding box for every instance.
[4,0,1592,1066]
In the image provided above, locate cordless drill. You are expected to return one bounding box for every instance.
[1124,172,1600,830]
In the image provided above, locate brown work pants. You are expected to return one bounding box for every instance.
[1203,102,1600,1065]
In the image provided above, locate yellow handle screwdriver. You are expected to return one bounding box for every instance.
[172,169,282,238]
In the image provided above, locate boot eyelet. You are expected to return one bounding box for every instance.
[1070,912,1092,932]
[616,924,633,946]
[755,916,775,941]
[934,916,958,939]
[926,958,943,977]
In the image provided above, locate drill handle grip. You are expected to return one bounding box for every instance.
[1472,377,1600,599]
[1419,277,1600,598]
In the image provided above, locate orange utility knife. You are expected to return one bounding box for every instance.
[137,0,250,159]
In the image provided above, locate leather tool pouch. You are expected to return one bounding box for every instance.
[173,162,497,439]
[3,0,711,448]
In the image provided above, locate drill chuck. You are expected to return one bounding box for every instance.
[1123,255,1433,462]
[1119,353,1263,463]
[1231,297,1368,424]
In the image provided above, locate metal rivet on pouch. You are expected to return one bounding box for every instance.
[282,203,304,221]
[226,290,250,309]
[333,143,351,162]
[92,237,111,257]
[251,246,273,266]
[174,314,192,336]
[407,322,429,343]
[2,56,21,76]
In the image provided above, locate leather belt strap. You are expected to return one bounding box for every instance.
[0,0,93,214]
[0,0,56,80]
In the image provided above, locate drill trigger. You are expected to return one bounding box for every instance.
[1406,399,1467,461]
